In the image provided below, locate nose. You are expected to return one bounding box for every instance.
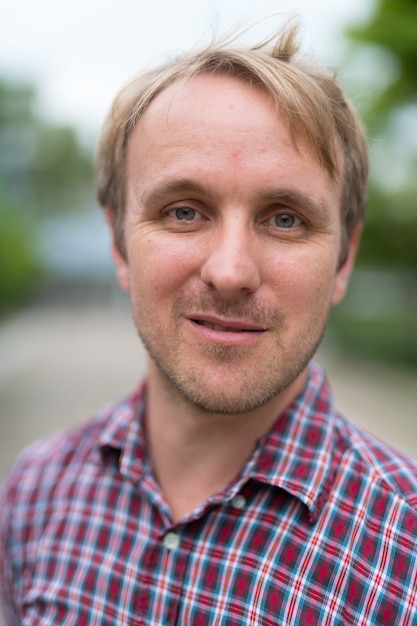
[200,219,261,299]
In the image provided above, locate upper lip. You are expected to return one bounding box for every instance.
[189,314,266,331]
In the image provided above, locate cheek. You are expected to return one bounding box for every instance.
[264,246,337,309]
[128,237,199,297]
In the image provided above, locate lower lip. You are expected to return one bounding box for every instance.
[187,319,266,346]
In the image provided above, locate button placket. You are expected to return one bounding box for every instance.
[163,531,180,550]
[231,494,246,510]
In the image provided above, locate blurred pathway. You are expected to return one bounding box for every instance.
[1,302,416,482]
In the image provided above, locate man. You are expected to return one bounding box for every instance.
[1,23,416,625]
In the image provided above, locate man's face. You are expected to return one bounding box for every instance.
[111,74,358,414]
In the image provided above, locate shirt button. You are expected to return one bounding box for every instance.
[163,531,180,550]
[231,494,246,510]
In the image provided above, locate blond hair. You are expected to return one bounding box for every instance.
[96,24,368,265]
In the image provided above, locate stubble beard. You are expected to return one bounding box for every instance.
[131,295,329,415]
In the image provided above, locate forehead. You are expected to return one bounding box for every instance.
[127,72,342,178]
[128,73,315,166]
[136,73,286,137]
[125,73,342,218]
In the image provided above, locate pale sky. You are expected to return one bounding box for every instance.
[1,0,373,143]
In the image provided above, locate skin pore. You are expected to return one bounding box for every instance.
[108,74,360,520]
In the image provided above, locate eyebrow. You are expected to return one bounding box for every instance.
[256,189,332,225]
[139,177,332,225]
[139,178,208,209]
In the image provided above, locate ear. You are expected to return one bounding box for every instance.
[104,209,130,292]
[331,225,362,305]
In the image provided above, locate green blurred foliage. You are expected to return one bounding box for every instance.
[345,0,417,270]
[332,0,417,368]
[0,78,94,315]
[357,182,417,269]
[330,314,417,368]
[0,79,94,214]
[347,0,417,116]
[0,196,42,316]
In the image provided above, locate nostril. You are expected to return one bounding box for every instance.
[200,247,261,296]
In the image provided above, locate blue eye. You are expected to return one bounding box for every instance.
[274,213,300,228]
[174,207,196,221]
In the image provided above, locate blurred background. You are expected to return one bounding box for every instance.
[1,1,417,619]
[1,0,417,479]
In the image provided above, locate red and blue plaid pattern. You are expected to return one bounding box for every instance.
[1,362,417,624]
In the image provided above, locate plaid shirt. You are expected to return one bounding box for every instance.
[1,362,417,625]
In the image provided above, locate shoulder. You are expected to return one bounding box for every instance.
[0,406,109,523]
[0,385,143,530]
[334,412,417,509]
[0,388,144,614]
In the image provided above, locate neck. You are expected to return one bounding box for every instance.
[145,359,307,521]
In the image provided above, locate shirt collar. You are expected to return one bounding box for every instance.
[250,361,339,522]
[97,383,148,484]
[97,361,339,521]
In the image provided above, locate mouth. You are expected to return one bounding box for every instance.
[192,317,265,333]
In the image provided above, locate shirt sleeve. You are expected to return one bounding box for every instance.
[0,468,23,626]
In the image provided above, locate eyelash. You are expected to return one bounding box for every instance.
[168,207,200,221]
[264,212,302,229]
[165,205,304,231]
